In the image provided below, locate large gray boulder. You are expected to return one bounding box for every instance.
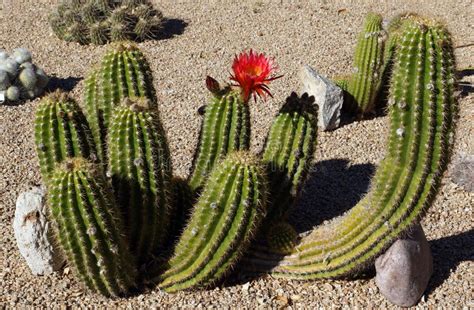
[375,223,433,307]
[300,65,344,131]
[13,186,64,275]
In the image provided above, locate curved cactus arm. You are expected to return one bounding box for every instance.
[158,151,267,292]
[84,43,156,162]
[346,13,386,116]
[107,97,172,265]
[261,92,318,223]
[188,87,250,192]
[48,158,137,297]
[244,18,457,280]
[35,91,97,183]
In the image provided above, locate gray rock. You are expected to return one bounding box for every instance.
[13,186,64,275]
[375,223,433,307]
[451,154,474,192]
[300,65,344,131]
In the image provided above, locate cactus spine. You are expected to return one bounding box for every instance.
[188,80,250,192]
[84,43,155,162]
[245,17,457,279]
[346,13,386,116]
[159,151,267,292]
[35,91,97,183]
[262,92,318,223]
[107,97,172,264]
[48,158,136,296]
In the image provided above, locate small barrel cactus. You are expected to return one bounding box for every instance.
[50,0,164,45]
[34,91,97,183]
[48,158,137,296]
[266,221,298,255]
[159,151,268,292]
[0,48,49,104]
[107,97,172,265]
[84,42,155,163]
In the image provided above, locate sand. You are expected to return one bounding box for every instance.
[0,0,473,308]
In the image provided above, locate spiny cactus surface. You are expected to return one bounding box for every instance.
[107,97,172,264]
[188,79,250,192]
[159,151,267,292]
[35,91,97,183]
[266,221,298,255]
[262,92,318,223]
[84,43,155,162]
[50,0,164,45]
[49,158,136,296]
[245,17,457,279]
[346,13,386,116]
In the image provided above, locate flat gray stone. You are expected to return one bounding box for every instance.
[451,154,474,192]
[375,223,433,307]
[300,65,343,131]
[13,186,64,275]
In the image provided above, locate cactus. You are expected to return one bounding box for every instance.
[107,97,172,264]
[261,92,318,223]
[0,48,49,104]
[48,158,137,296]
[168,177,194,242]
[244,17,457,280]
[159,151,267,292]
[345,13,386,116]
[50,0,164,45]
[84,43,155,162]
[266,221,298,255]
[35,91,97,183]
[188,77,250,192]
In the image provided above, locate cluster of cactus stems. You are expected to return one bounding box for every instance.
[50,0,164,45]
[244,16,457,279]
[32,12,457,298]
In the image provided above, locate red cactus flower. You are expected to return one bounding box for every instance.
[230,50,282,102]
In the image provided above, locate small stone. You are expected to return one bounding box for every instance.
[13,186,65,275]
[300,65,343,131]
[375,223,433,307]
[450,154,474,192]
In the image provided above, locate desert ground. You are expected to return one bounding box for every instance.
[0,0,472,308]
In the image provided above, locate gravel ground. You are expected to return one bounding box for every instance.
[1,0,472,308]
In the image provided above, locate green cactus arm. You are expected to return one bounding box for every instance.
[83,43,156,163]
[346,13,386,116]
[107,97,172,264]
[261,92,318,223]
[244,18,457,279]
[188,89,250,192]
[48,158,136,296]
[159,151,267,292]
[35,91,97,183]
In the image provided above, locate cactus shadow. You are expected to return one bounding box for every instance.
[155,18,188,40]
[425,229,474,298]
[457,69,474,98]
[46,76,83,92]
[289,159,376,234]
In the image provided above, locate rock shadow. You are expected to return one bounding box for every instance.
[154,18,188,40]
[457,69,473,98]
[46,76,83,92]
[425,229,474,298]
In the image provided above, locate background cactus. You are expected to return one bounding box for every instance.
[48,158,137,296]
[244,17,457,279]
[107,97,172,265]
[0,48,49,104]
[188,77,250,192]
[266,221,298,255]
[50,0,164,45]
[345,13,386,116]
[159,151,267,292]
[261,92,318,224]
[84,42,155,162]
[35,91,97,183]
